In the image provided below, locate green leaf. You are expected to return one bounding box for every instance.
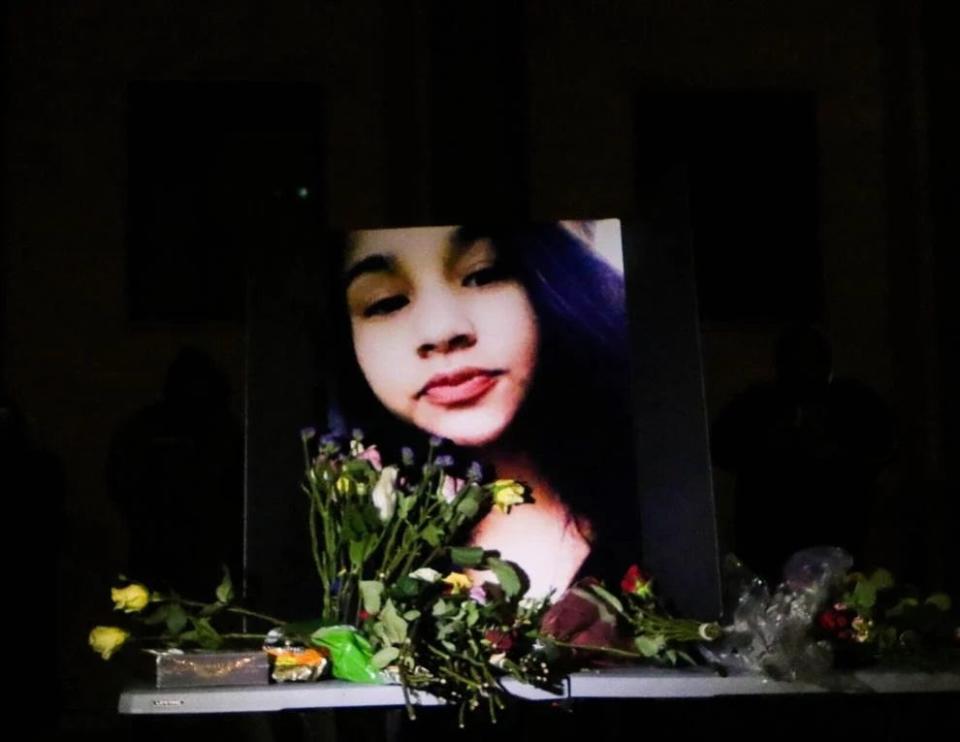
[187,617,223,650]
[375,600,408,645]
[371,646,400,669]
[344,505,367,540]
[665,649,678,665]
[464,601,479,627]
[455,491,480,518]
[886,596,919,618]
[588,584,624,614]
[215,566,234,604]
[852,579,877,611]
[420,523,444,547]
[869,568,895,591]
[634,634,665,658]
[392,576,422,599]
[450,546,485,567]
[140,604,170,626]
[398,494,415,519]
[165,603,188,635]
[925,593,952,611]
[402,610,421,621]
[199,602,225,618]
[349,536,375,567]
[432,599,451,617]
[487,558,521,598]
[359,580,385,615]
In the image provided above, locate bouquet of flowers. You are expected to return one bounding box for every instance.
[91,430,721,724]
[816,567,956,667]
[701,548,958,682]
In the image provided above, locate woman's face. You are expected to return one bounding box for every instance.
[344,226,539,447]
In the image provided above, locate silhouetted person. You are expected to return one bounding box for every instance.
[107,347,242,598]
[711,326,897,583]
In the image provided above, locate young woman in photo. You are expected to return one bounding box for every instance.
[322,221,638,597]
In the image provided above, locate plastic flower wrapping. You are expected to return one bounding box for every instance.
[701,547,958,684]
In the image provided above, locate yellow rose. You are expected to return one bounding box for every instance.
[335,475,353,496]
[89,626,130,660]
[442,572,473,594]
[111,583,151,613]
[490,480,526,514]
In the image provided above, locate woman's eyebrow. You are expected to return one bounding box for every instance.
[445,232,486,265]
[344,253,394,288]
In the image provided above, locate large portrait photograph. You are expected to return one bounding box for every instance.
[324,221,632,599]
[246,214,720,621]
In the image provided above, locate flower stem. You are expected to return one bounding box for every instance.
[547,640,653,659]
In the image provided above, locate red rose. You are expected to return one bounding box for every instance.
[620,565,653,598]
[817,607,858,641]
[484,629,514,652]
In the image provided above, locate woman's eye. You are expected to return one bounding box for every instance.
[462,265,504,288]
[363,295,409,318]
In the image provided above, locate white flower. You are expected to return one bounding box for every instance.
[410,567,442,583]
[371,466,399,522]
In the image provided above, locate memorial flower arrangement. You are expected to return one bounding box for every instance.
[701,549,958,682]
[815,568,956,666]
[90,431,957,721]
[90,430,720,724]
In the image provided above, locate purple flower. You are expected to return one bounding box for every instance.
[466,462,483,482]
[401,447,415,466]
[351,428,365,442]
[435,455,454,469]
[429,435,443,448]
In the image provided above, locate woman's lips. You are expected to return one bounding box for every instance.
[418,368,503,406]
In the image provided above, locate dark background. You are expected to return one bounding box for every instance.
[2,0,956,737]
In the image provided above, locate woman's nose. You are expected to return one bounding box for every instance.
[413,289,477,359]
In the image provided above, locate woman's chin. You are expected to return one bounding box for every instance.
[419,414,510,449]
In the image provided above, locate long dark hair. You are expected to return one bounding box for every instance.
[318,222,640,581]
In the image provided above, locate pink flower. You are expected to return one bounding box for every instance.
[357,445,382,470]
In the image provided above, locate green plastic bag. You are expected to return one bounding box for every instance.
[311,625,383,684]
